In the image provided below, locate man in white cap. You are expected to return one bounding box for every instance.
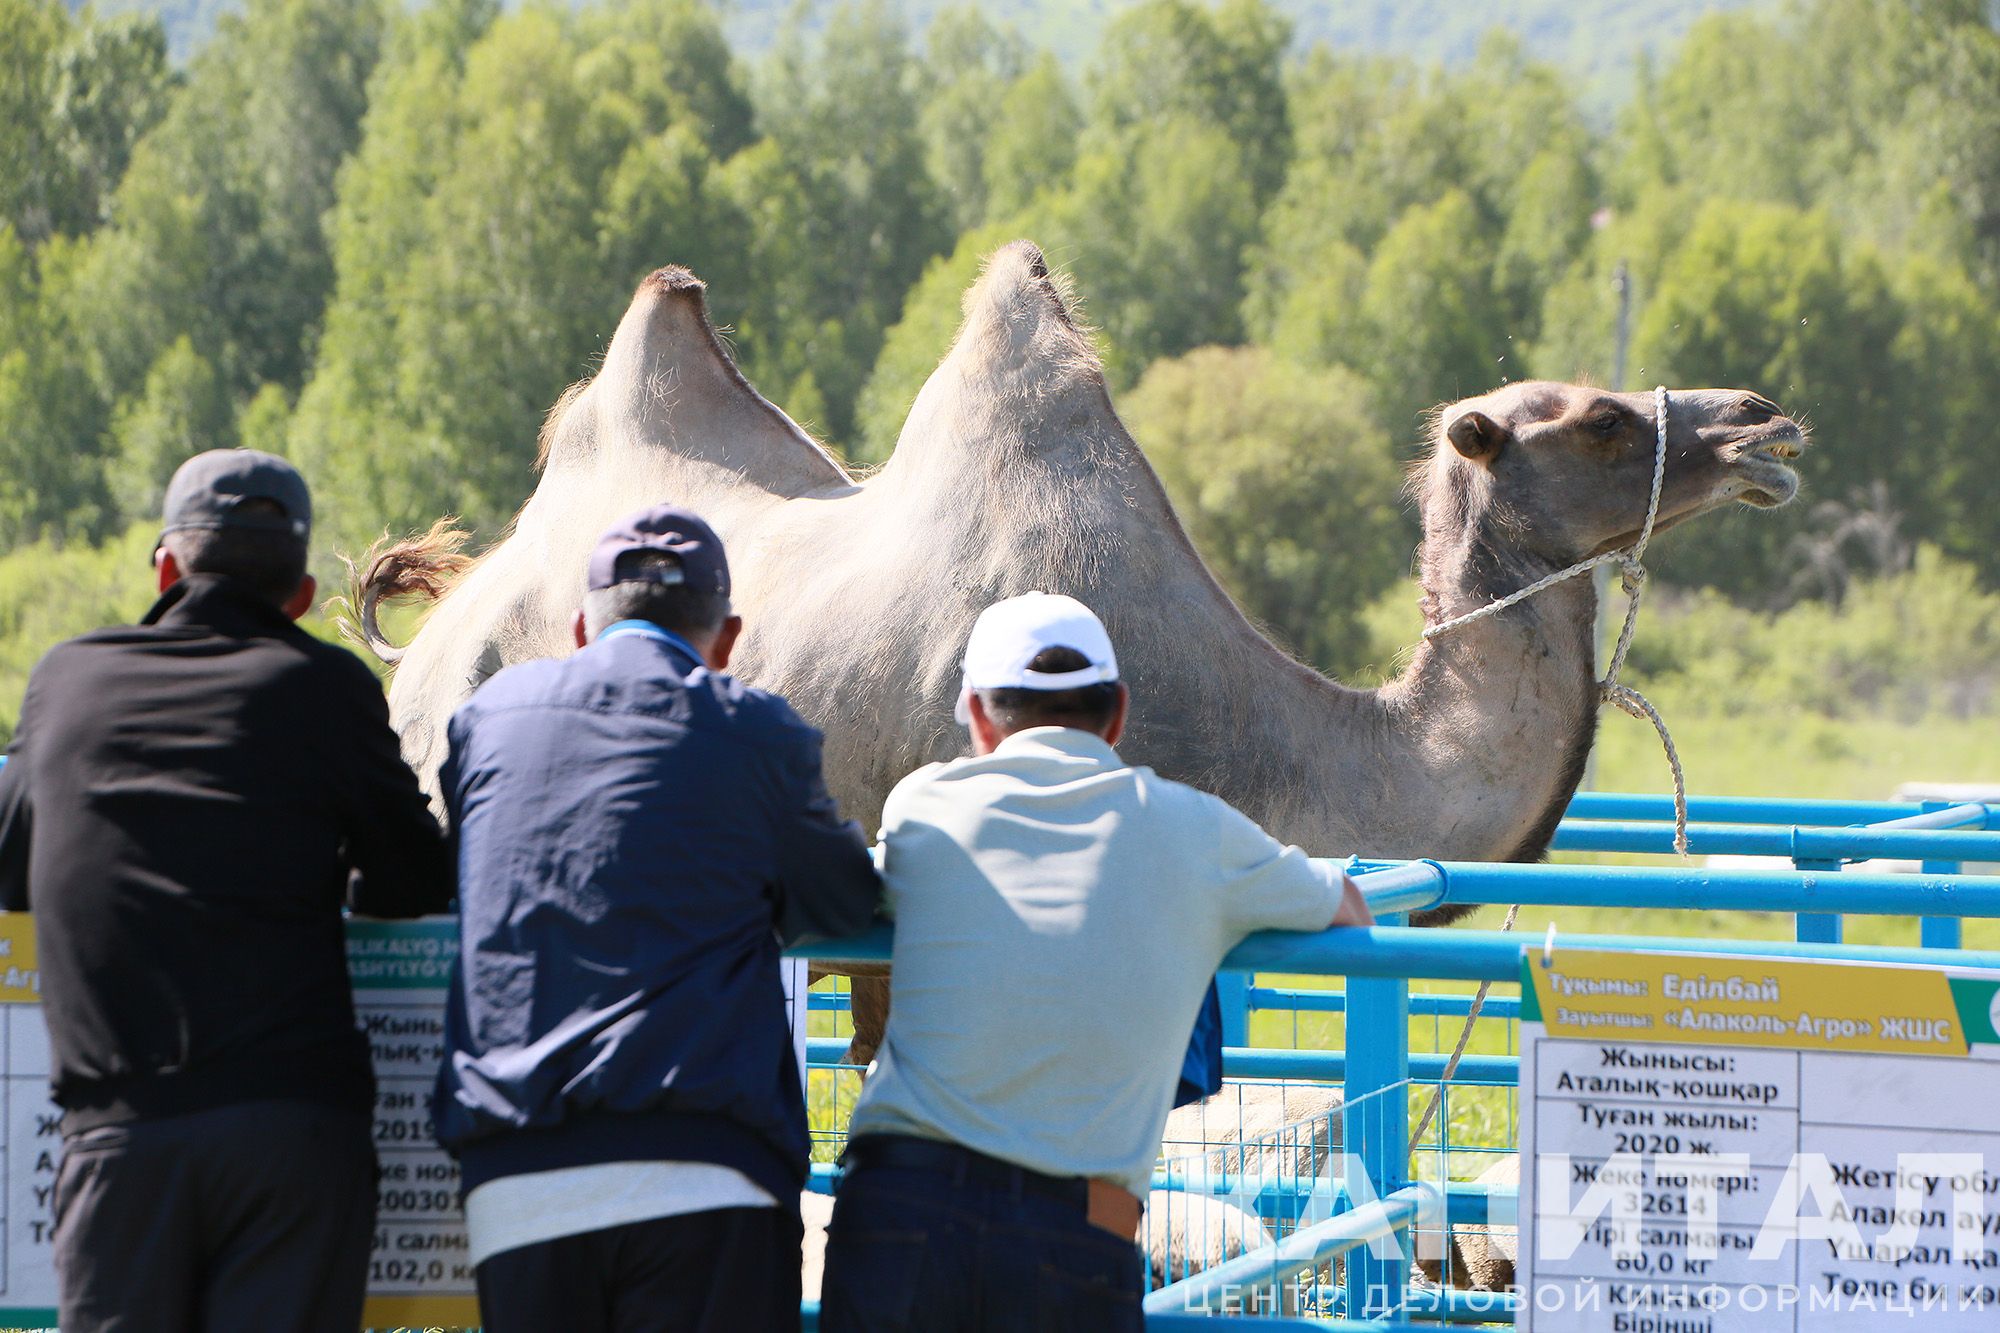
[820,591,1372,1332]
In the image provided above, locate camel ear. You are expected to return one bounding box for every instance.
[1447,410,1511,462]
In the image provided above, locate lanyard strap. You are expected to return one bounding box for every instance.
[597,619,702,662]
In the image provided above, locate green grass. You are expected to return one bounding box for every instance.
[806,977,863,1162]
[1587,704,2000,806]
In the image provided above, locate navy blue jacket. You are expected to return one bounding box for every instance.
[431,623,881,1201]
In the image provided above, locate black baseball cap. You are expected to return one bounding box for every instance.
[587,505,730,597]
[161,449,312,544]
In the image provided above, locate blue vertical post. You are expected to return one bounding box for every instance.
[1920,861,1962,949]
[1917,801,1963,950]
[1343,912,1410,1320]
[1793,857,1842,944]
[1216,970,1250,1047]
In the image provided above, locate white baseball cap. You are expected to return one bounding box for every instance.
[954,592,1121,724]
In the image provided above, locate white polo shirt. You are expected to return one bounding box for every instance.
[847,726,1343,1196]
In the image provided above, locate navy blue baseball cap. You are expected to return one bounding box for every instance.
[161,449,312,544]
[587,505,730,597]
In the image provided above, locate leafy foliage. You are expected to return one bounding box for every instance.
[1628,547,2000,725]
[2,0,2000,773]
[0,0,171,248]
[1122,346,1406,674]
[0,523,159,746]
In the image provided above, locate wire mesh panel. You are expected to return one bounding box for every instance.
[1146,1078,1441,1320]
[1242,974,1523,1309]
[805,971,862,1164]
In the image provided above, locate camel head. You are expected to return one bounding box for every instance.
[1425,381,1808,571]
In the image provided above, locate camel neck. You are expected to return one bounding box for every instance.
[1375,529,1603,864]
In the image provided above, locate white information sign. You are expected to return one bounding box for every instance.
[0,917,812,1329]
[1518,947,2000,1332]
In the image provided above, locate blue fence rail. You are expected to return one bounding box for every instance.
[1235,791,2000,1046]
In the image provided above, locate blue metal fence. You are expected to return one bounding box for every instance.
[794,789,2000,1328]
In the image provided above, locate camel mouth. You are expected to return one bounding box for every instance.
[1727,423,1807,508]
[1733,461,1800,508]
[1728,430,1808,508]
[1591,423,1805,552]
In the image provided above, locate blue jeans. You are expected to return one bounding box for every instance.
[819,1148,1143,1332]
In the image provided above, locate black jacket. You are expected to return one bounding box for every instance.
[0,574,452,1131]
[432,623,882,1202]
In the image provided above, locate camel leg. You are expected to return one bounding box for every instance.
[844,975,891,1067]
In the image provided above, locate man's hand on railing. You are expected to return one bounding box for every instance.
[1332,871,1374,927]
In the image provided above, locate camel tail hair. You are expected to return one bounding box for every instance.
[330,518,474,666]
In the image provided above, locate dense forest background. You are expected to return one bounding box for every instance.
[4,0,2000,803]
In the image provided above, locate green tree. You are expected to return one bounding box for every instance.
[1525,183,1701,386]
[1248,34,1596,396]
[1630,199,1906,597]
[46,10,174,233]
[0,0,171,247]
[1882,253,2000,583]
[0,227,110,544]
[1354,189,1508,438]
[0,0,67,245]
[1620,0,2000,287]
[235,380,293,455]
[1258,238,1368,374]
[1031,0,1290,380]
[981,54,1080,221]
[751,0,953,442]
[109,334,232,521]
[1088,0,1291,204]
[851,220,1024,462]
[0,523,159,747]
[917,8,1028,232]
[1057,117,1261,383]
[64,0,388,411]
[291,0,758,554]
[1122,345,1407,675]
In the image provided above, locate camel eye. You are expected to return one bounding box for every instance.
[1590,412,1622,435]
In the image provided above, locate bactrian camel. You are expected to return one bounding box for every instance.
[356,242,1806,1074]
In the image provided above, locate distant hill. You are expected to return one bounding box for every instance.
[84,0,1774,104]
[717,0,1777,118]
[77,0,235,61]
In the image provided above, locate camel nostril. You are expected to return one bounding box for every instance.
[1737,394,1783,423]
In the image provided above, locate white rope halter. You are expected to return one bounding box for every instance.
[1409,388,1689,1163]
[1421,385,1688,856]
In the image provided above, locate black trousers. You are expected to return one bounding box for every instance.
[53,1099,377,1333]
[820,1138,1143,1333]
[475,1206,804,1333]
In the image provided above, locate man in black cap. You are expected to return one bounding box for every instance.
[433,503,881,1333]
[0,448,453,1332]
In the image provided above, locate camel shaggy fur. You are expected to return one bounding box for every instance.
[1143,1191,1280,1311]
[1161,1081,1344,1183]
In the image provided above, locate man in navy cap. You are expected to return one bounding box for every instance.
[433,503,881,1332]
[0,449,452,1332]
